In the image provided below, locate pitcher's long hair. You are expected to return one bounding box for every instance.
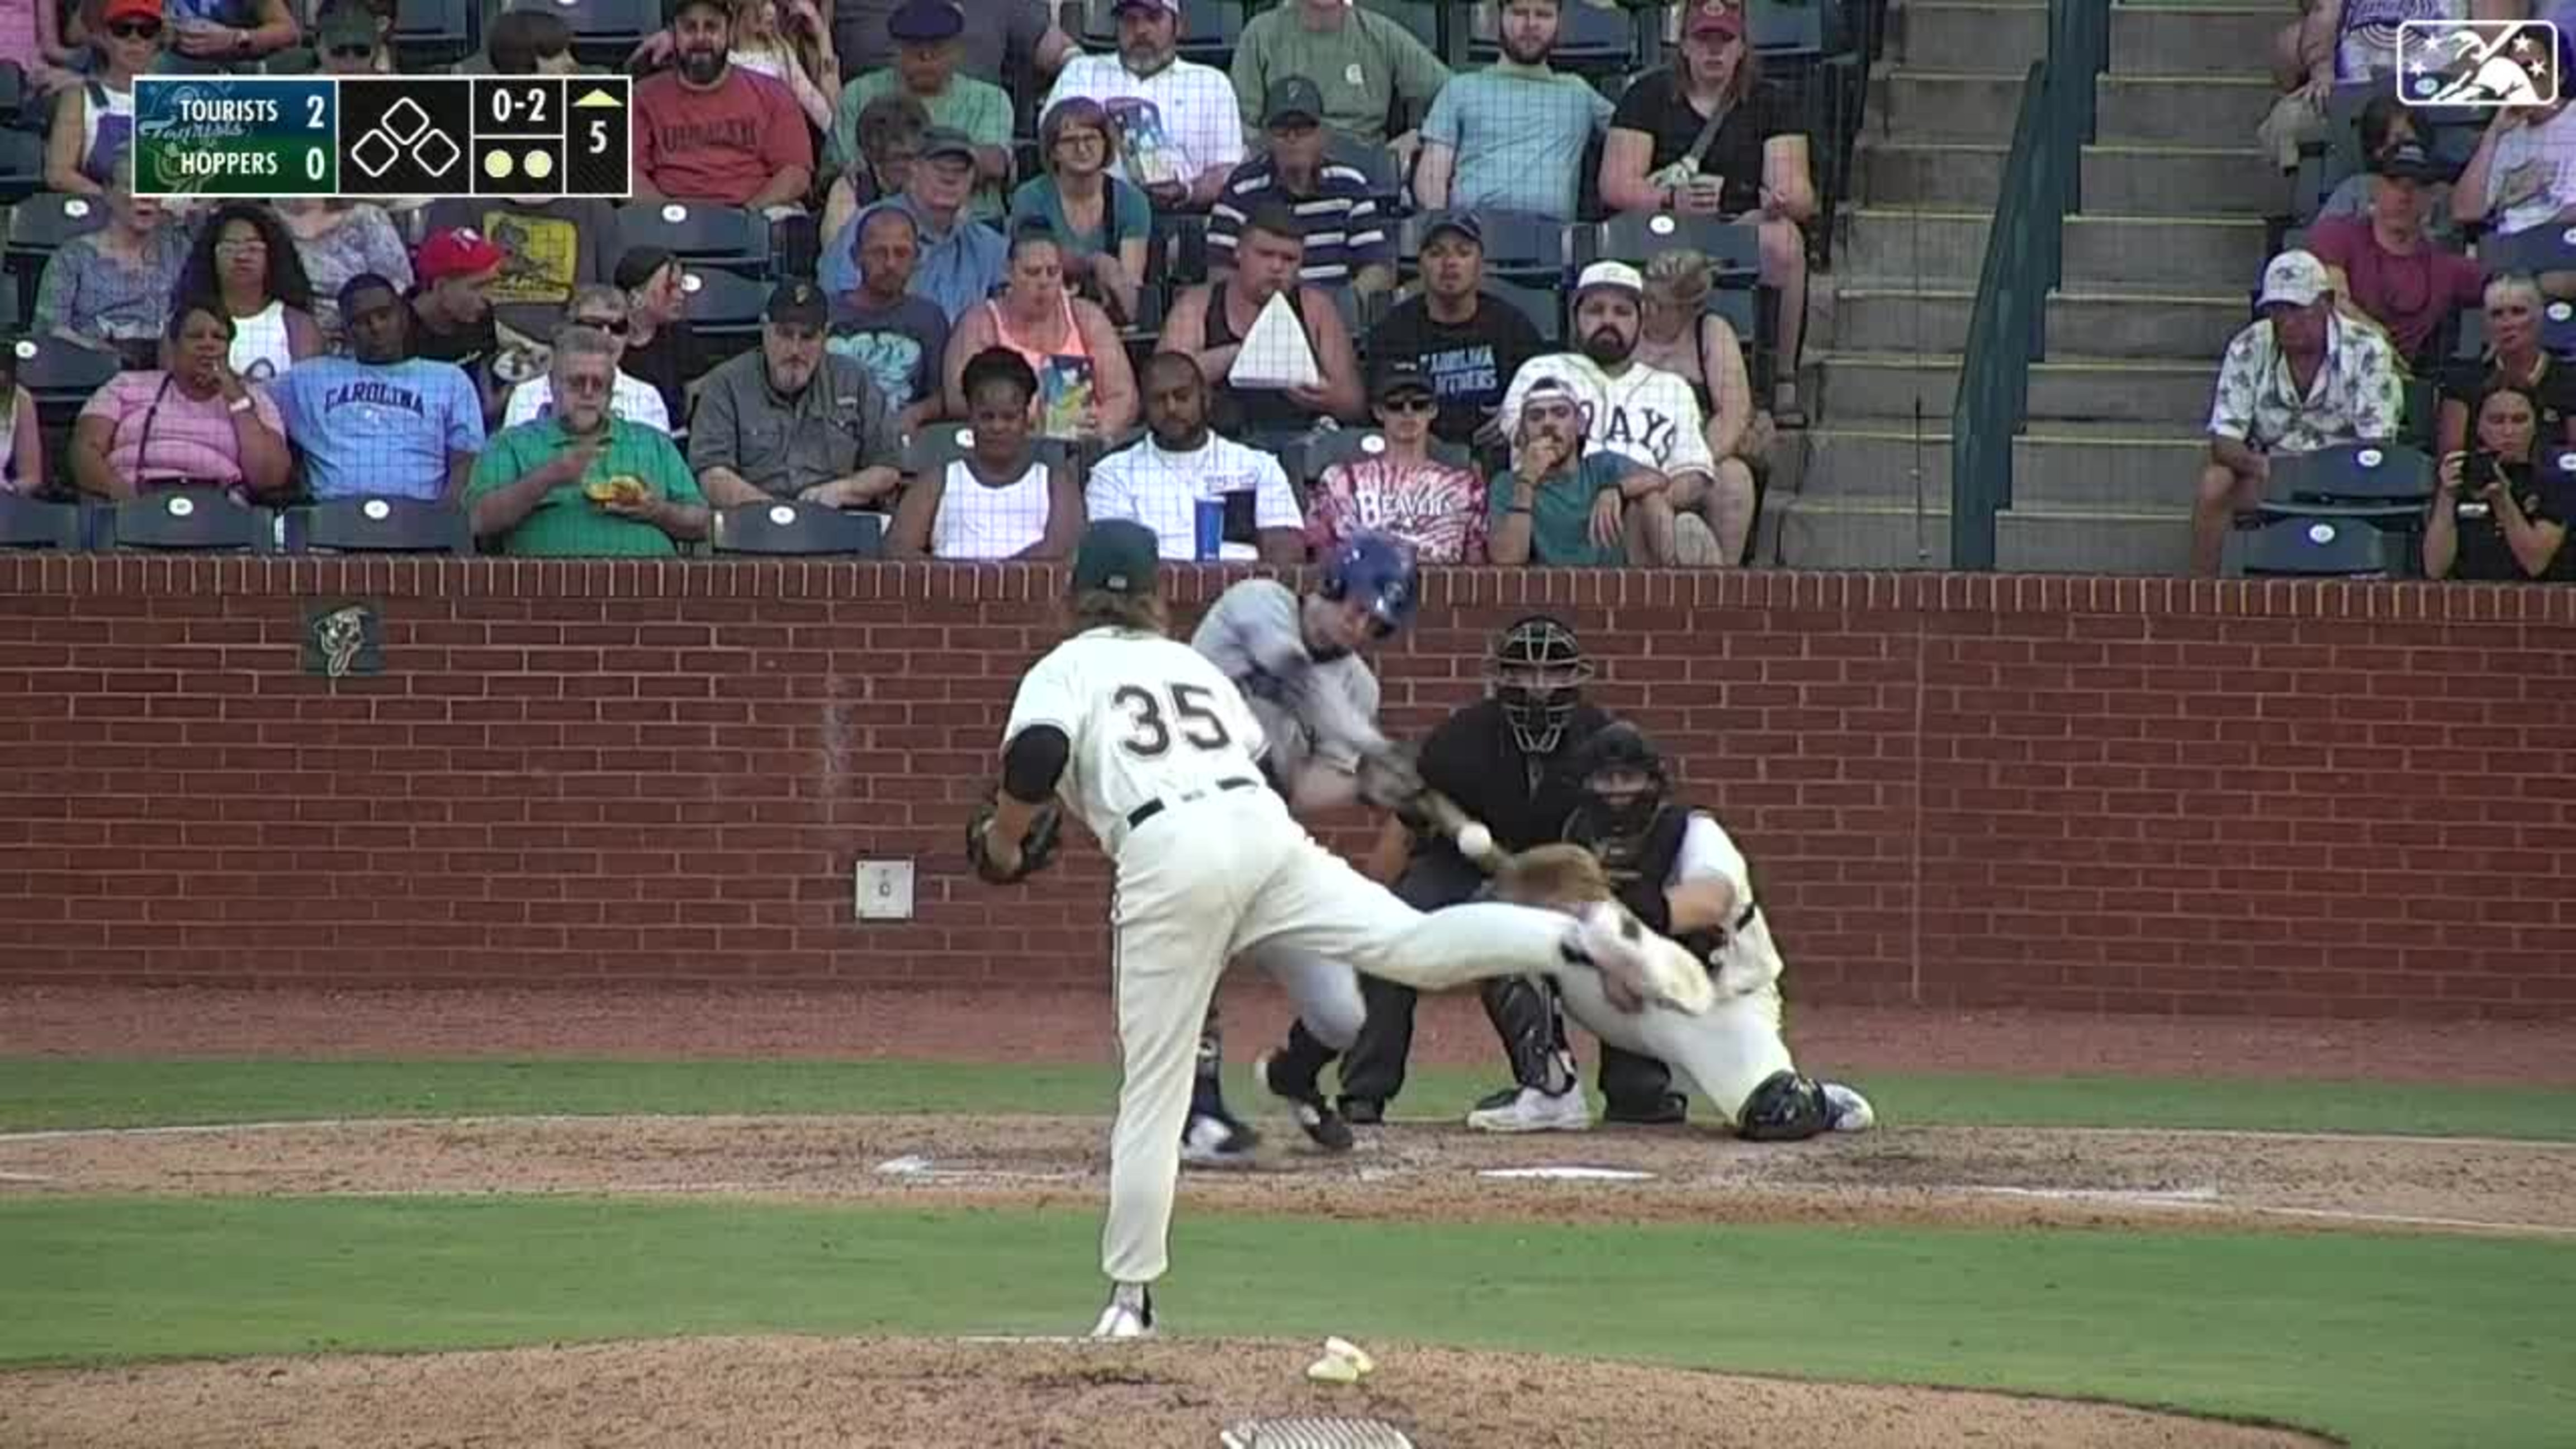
[1070,589,1168,636]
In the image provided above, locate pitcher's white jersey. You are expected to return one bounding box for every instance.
[1002,626,1272,850]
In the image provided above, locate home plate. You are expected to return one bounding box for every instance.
[1477,1166,1658,1182]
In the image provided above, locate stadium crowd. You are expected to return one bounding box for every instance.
[0,0,1823,570]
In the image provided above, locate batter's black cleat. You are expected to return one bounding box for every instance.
[1601,1092,1690,1126]
[1337,1097,1385,1126]
[1255,1049,1355,1153]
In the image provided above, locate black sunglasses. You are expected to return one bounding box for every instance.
[107,19,162,38]
[327,42,374,58]
[1379,394,1436,414]
[575,316,629,334]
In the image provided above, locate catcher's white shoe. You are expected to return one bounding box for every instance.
[1466,1085,1592,1134]
[1090,1282,1157,1340]
[1822,1082,1876,1133]
[1564,902,1716,1015]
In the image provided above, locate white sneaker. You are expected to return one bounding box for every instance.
[1180,1112,1259,1169]
[1565,902,1717,1015]
[1089,1282,1157,1339]
[1822,1082,1876,1133]
[1466,1085,1592,1134]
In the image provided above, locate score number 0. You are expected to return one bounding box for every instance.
[301,92,327,182]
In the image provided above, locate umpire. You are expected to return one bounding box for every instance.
[1256,615,1684,1126]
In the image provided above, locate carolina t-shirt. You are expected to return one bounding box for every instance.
[78,371,286,487]
[1367,293,1543,446]
[633,66,814,207]
[271,357,485,501]
[1608,71,1788,218]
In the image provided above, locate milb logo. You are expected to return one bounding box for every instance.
[2398,20,2561,107]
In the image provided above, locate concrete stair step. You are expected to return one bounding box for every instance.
[1827,284,2246,357]
[1891,1,2049,73]
[2081,143,2286,217]
[1856,140,2006,210]
[1840,209,2272,290]
[1817,352,2217,424]
[2012,422,2209,506]
[2109,2,2285,79]
[1997,506,2196,574]
[2096,73,2279,147]
[1868,69,2029,144]
[1765,497,1955,570]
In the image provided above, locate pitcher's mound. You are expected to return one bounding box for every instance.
[4,1334,2331,1448]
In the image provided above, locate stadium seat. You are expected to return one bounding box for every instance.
[1483,277,1562,345]
[1294,427,1472,480]
[0,491,79,549]
[679,266,768,366]
[17,336,119,429]
[2257,440,2433,524]
[708,499,886,555]
[1587,213,1760,282]
[392,0,479,69]
[101,487,269,552]
[2233,514,2406,577]
[1324,132,1400,210]
[509,0,659,68]
[617,201,771,278]
[285,498,473,554]
[1149,211,1209,286]
[0,127,44,205]
[1398,209,1565,285]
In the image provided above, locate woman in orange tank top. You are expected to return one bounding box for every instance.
[940,224,1138,443]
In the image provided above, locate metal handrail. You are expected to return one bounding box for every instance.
[1947,0,2112,569]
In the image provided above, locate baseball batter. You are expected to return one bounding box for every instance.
[970,520,1713,1339]
[1180,532,1422,1166]
[1516,722,1876,1141]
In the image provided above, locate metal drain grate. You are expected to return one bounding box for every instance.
[1219,1417,1416,1448]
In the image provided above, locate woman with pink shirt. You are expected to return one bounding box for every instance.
[67,301,290,501]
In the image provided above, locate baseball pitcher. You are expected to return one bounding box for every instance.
[968,520,1715,1340]
[1499,721,1876,1141]
[1180,532,1424,1167]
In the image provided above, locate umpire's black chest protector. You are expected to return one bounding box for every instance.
[1419,700,1612,853]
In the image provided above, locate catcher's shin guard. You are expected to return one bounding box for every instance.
[1734,1069,1835,1142]
[1597,1044,1685,1124]
[1481,974,1576,1095]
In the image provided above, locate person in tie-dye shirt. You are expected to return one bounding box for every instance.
[1304,361,1489,564]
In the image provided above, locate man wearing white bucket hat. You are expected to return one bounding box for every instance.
[2191,248,2405,575]
[1497,261,1735,565]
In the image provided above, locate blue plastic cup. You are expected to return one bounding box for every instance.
[1194,496,1225,560]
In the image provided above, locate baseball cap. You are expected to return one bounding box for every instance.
[1685,2,1744,40]
[1373,358,1435,404]
[2374,140,2441,182]
[765,278,828,329]
[1419,210,1484,248]
[100,0,159,25]
[2257,249,2331,310]
[1071,520,1162,597]
[416,227,505,286]
[316,3,378,49]
[1112,0,1182,15]
[917,126,978,165]
[1266,76,1325,129]
[614,245,678,291]
[1574,260,1645,298]
[887,0,963,42]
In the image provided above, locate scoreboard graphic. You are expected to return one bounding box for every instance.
[133,77,630,201]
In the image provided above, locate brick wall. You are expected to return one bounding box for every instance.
[4,556,2572,1018]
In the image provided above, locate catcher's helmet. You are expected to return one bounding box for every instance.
[1566,720,1671,845]
[1319,531,1421,634]
[1491,614,1589,754]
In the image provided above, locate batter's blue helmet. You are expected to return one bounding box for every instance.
[1319,531,1422,633]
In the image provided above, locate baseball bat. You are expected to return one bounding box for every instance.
[1408,787,1509,873]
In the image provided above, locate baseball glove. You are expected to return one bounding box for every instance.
[966,788,1063,885]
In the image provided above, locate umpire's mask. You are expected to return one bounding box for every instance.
[1491,615,1590,755]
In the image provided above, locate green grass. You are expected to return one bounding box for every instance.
[3,1195,2570,1448]
[7,1057,2575,1139]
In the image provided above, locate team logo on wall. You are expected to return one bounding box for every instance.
[2399,20,2559,107]
[301,600,384,679]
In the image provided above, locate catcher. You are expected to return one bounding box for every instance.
[968,519,1715,1339]
[1487,721,1876,1140]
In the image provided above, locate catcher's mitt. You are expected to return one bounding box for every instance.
[966,788,1063,884]
[1493,844,1614,913]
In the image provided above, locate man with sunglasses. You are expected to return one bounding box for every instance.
[1303,360,1488,563]
[499,287,675,435]
[313,1,386,75]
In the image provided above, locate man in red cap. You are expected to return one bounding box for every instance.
[410,227,506,426]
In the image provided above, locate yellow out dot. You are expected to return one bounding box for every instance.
[525,150,555,180]
[485,150,515,180]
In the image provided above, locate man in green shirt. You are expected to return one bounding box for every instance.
[832,0,1014,221]
[1485,376,1673,566]
[1229,0,1450,153]
[465,324,711,557]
